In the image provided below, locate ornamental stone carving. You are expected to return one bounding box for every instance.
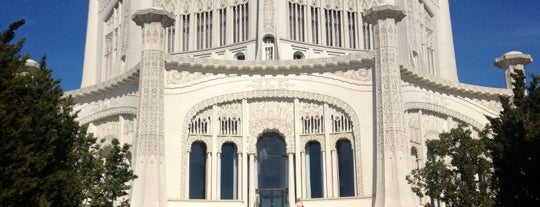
[263,0,275,33]
[166,71,211,85]
[179,90,364,196]
[333,68,372,81]
[248,100,294,153]
[246,79,294,90]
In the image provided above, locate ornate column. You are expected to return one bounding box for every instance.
[364,5,415,207]
[131,8,174,207]
[494,51,533,89]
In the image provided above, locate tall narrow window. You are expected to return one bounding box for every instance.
[221,143,238,199]
[362,22,373,50]
[289,2,305,42]
[325,9,332,46]
[306,141,323,198]
[311,7,319,44]
[102,1,123,81]
[324,8,343,47]
[347,11,357,49]
[219,8,227,46]
[337,139,355,197]
[263,36,275,60]
[233,3,249,43]
[196,11,213,50]
[335,10,341,47]
[181,14,190,51]
[166,26,175,53]
[189,142,207,199]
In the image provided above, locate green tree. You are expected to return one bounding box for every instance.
[83,138,136,207]
[485,70,540,207]
[406,125,493,207]
[0,20,136,207]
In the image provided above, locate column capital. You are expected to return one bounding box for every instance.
[494,51,533,69]
[363,5,405,24]
[132,8,175,27]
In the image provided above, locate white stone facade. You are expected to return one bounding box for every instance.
[67,0,532,207]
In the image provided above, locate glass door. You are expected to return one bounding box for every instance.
[257,133,288,207]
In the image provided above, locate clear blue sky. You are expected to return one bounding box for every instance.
[0,1,539,91]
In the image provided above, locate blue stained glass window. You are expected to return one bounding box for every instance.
[337,139,355,197]
[189,142,207,199]
[221,143,238,199]
[307,141,324,198]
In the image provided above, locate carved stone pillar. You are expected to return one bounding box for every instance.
[364,5,415,207]
[131,8,174,207]
[494,51,533,89]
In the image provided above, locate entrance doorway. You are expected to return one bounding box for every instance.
[257,133,288,207]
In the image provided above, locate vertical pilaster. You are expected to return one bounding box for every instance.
[131,9,174,207]
[364,5,416,207]
[293,98,302,199]
[212,105,218,199]
[300,152,307,198]
[242,99,249,203]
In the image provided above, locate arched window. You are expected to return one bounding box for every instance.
[336,139,355,197]
[293,51,305,60]
[189,142,207,199]
[306,141,323,198]
[221,143,238,200]
[263,36,276,60]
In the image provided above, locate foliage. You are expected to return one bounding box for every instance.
[0,20,136,207]
[406,125,494,207]
[485,70,540,207]
[81,138,137,207]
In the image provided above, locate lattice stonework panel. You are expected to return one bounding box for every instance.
[217,101,243,136]
[299,101,324,135]
[328,106,353,133]
[188,107,212,135]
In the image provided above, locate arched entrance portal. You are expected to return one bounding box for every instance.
[257,132,288,207]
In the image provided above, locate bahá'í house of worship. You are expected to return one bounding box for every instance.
[66,0,533,206]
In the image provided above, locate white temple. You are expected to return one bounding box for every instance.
[67,0,533,206]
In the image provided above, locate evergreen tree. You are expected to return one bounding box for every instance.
[0,20,136,207]
[485,70,540,206]
[406,125,493,207]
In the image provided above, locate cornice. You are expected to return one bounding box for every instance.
[400,64,512,99]
[165,52,376,74]
[132,8,175,27]
[363,5,406,24]
[65,64,140,99]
